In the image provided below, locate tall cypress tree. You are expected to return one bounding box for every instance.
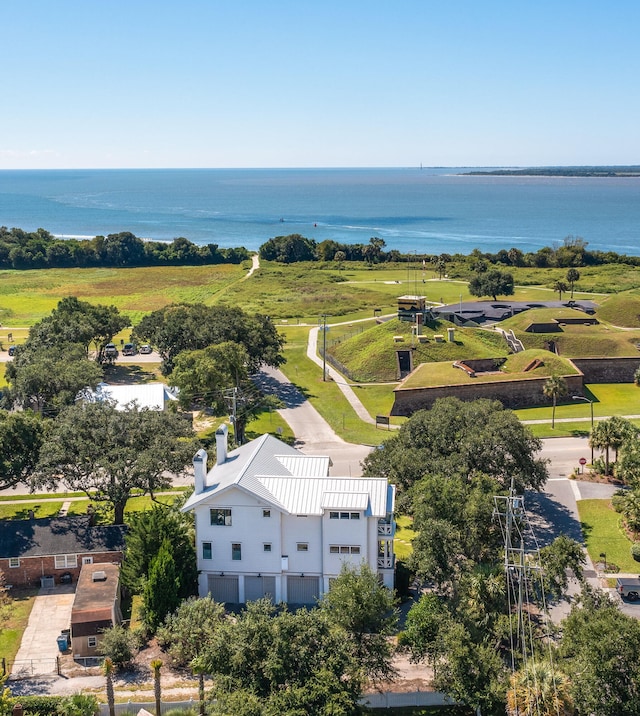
[122,506,197,599]
[144,539,181,632]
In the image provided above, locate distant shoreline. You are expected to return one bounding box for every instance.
[463,166,640,178]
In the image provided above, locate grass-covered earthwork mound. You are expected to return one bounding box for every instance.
[327,318,508,382]
[596,290,640,328]
[499,307,640,357]
[401,349,579,389]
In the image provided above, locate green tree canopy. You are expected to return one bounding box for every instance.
[156,596,226,668]
[131,303,285,375]
[195,600,364,716]
[121,505,197,599]
[363,397,547,499]
[5,343,103,414]
[0,410,45,489]
[21,296,130,361]
[319,563,397,682]
[560,586,640,716]
[468,269,514,301]
[258,234,317,263]
[36,402,198,523]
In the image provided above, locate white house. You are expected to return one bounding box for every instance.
[181,425,396,605]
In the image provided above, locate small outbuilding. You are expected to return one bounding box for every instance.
[71,562,122,658]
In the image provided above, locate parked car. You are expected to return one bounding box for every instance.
[8,345,16,356]
[616,576,640,601]
[122,343,137,356]
[140,344,153,354]
[104,343,118,358]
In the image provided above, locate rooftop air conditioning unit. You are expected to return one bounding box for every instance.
[92,571,107,582]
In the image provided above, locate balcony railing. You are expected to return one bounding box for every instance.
[377,523,393,536]
[377,556,394,569]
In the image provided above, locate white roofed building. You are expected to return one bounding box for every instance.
[181,426,395,605]
[81,382,178,411]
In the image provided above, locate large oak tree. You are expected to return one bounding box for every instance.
[36,402,198,523]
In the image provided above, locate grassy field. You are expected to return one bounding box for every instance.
[0,264,246,326]
[577,498,639,573]
[0,588,39,666]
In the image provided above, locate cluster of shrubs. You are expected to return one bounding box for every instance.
[2,694,98,716]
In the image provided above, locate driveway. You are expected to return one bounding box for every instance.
[8,585,75,679]
[254,366,372,476]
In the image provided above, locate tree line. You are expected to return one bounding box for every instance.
[0,227,250,269]
[260,233,640,269]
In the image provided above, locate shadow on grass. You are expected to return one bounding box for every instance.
[103,364,160,384]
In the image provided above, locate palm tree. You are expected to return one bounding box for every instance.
[566,268,580,298]
[590,416,637,475]
[553,279,569,301]
[543,375,568,429]
[507,660,574,715]
[102,657,116,716]
[192,662,207,716]
[151,658,163,716]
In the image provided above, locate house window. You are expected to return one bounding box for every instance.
[340,512,350,520]
[202,542,212,560]
[54,554,77,569]
[210,508,232,526]
[296,515,307,518]
[330,545,361,555]
[329,511,339,520]
[350,512,360,520]
[263,509,271,518]
[9,557,20,568]
[263,543,272,552]
[87,636,97,648]
[232,543,242,561]
[296,543,309,552]
[330,512,359,520]
[82,556,93,565]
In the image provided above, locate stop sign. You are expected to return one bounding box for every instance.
[579,457,587,466]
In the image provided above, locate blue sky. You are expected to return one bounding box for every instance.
[2,1,638,169]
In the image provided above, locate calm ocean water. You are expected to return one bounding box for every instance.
[0,168,639,256]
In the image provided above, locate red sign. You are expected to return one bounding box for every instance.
[579,457,587,466]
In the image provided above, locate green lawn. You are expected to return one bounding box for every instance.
[577,498,639,573]
[0,589,39,666]
[394,515,417,560]
[515,384,640,422]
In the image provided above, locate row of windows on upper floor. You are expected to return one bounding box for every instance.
[209,508,360,526]
[201,542,362,560]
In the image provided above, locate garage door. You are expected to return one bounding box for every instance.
[245,576,276,603]
[287,576,320,605]
[207,575,239,604]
